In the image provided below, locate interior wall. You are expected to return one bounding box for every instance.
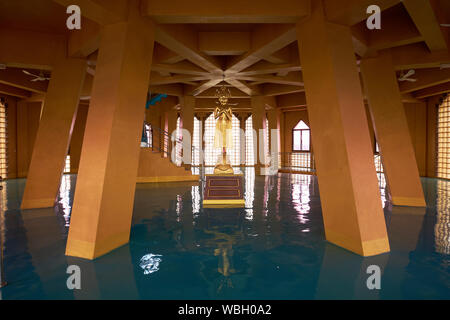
[3,94,441,179]
[280,102,434,178]
[16,100,41,178]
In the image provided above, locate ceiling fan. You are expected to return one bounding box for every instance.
[22,70,50,82]
[398,69,417,82]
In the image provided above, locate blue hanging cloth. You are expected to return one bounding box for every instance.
[146,93,168,109]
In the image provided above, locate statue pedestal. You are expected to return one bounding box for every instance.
[203,174,245,208]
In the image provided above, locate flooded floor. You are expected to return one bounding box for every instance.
[0,170,449,299]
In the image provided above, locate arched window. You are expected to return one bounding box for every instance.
[292,120,310,152]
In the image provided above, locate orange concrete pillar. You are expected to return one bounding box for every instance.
[21,58,86,209]
[251,96,269,174]
[70,104,89,173]
[267,107,280,170]
[360,52,426,207]
[65,14,155,260]
[181,96,195,165]
[296,0,389,256]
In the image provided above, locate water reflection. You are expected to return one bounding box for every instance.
[291,174,311,224]
[58,175,72,227]
[0,172,449,299]
[139,254,163,275]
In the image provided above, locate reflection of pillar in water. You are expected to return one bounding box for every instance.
[381,208,425,298]
[315,244,389,299]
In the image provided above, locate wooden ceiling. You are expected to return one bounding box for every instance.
[0,0,450,107]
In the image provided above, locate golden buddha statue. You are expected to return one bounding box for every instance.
[213,86,234,174]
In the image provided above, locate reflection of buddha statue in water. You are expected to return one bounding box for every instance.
[214,88,234,174]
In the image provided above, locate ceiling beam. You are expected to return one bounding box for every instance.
[402,0,449,52]
[68,17,101,58]
[224,78,259,96]
[324,0,401,26]
[0,83,31,99]
[149,84,184,97]
[155,25,223,74]
[390,43,450,70]
[367,4,424,52]
[412,81,450,99]
[191,79,223,96]
[52,0,127,25]
[225,24,297,74]
[142,0,311,23]
[236,71,304,86]
[149,72,212,86]
[152,61,211,76]
[195,87,250,98]
[276,92,307,108]
[195,98,251,110]
[152,43,184,64]
[399,68,450,93]
[262,84,305,96]
[238,60,301,76]
[0,68,48,93]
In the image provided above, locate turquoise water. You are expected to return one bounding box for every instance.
[0,170,449,299]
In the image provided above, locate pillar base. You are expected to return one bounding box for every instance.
[21,198,55,209]
[65,232,129,260]
[391,196,426,207]
[326,230,390,257]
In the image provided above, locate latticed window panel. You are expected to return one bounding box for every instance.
[374,154,384,173]
[0,100,8,179]
[203,113,240,166]
[290,152,311,170]
[438,95,450,179]
[191,117,201,166]
[64,155,71,173]
[174,116,182,166]
[145,123,152,148]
